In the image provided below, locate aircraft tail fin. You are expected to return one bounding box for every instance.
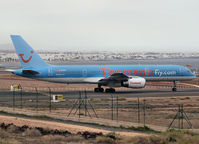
[10,35,49,68]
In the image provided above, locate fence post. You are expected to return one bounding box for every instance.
[137,96,140,123]
[35,87,38,112]
[78,91,81,118]
[48,87,51,112]
[116,95,118,122]
[111,94,114,120]
[19,84,22,109]
[84,90,87,116]
[181,104,184,129]
[12,90,15,111]
[178,105,180,129]
[143,99,146,126]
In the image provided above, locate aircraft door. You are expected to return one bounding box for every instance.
[82,69,87,77]
[48,67,53,77]
[180,68,184,76]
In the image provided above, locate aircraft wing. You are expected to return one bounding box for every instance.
[98,73,129,84]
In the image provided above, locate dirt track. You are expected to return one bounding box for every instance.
[0,114,148,137]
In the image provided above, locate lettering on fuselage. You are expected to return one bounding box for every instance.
[99,67,153,77]
[55,69,67,76]
[154,70,176,77]
[99,67,177,77]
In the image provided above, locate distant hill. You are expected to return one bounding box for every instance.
[0,43,14,52]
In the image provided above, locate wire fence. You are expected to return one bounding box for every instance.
[0,86,198,130]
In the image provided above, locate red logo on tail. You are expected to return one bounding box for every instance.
[19,51,34,63]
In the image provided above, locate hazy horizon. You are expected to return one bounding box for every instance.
[0,0,199,52]
[1,43,199,53]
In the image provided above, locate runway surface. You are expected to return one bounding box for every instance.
[0,88,199,102]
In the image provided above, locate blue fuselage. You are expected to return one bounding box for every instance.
[13,65,196,83]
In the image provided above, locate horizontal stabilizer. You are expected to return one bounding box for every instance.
[5,69,15,72]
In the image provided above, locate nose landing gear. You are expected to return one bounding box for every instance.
[172,81,177,92]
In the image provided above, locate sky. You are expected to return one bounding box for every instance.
[0,0,199,52]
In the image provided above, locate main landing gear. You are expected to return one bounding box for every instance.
[94,87,104,92]
[94,85,116,93]
[105,88,115,93]
[172,81,177,92]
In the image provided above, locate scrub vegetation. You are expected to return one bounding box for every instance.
[0,124,199,144]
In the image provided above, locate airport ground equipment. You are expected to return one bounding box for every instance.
[51,94,64,102]
[10,84,22,91]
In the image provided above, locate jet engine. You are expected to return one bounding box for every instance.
[123,77,146,88]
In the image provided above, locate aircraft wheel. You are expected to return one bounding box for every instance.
[105,89,109,93]
[105,88,115,93]
[94,88,99,92]
[172,88,177,92]
[110,88,115,93]
[99,88,104,92]
[94,88,104,92]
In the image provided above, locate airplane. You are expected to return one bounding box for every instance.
[10,35,196,93]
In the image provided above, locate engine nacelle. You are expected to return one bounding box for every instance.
[123,77,146,88]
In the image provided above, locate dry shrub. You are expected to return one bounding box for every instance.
[64,135,84,142]
[42,135,66,144]
[22,128,41,137]
[0,138,9,144]
[180,97,190,100]
[43,135,85,143]
[132,136,150,144]
[0,129,10,139]
[148,130,199,144]
[122,135,165,144]
[149,136,165,144]
[6,125,19,133]
[96,136,115,144]
[119,137,135,144]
